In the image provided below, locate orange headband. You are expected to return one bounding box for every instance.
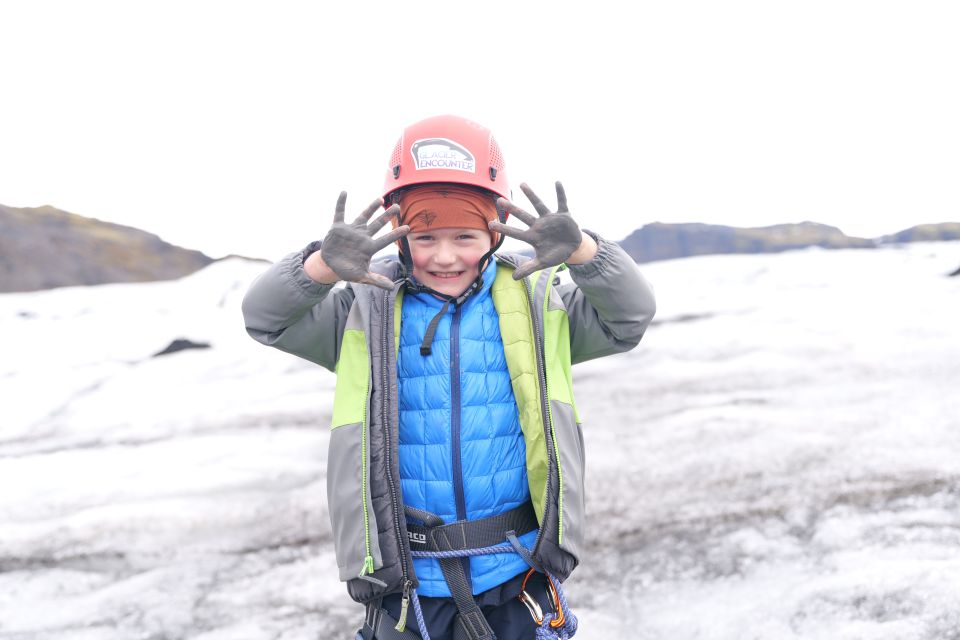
[394,185,500,246]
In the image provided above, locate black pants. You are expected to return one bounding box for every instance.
[380,571,549,640]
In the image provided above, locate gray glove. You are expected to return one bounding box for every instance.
[489,182,583,280]
[321,192,410,290]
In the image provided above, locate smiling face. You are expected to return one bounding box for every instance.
[408,227,493,297]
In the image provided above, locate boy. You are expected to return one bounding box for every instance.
[242,115,656,640]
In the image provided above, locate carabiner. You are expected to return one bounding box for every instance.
[519,589,545,625]
[518,569,565,628]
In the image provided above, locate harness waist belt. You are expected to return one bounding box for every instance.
[405,502,539,553]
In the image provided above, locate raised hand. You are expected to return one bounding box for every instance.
[320,192,410,290]
[489,182,583,280]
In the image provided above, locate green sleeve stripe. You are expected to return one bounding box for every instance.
[394,292,403,356]
[330,327,374,569]
[332,330,369,429]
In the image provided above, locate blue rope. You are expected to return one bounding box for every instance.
[410,589,430,640]
[537,573,579,640]
[410,545,514,559]
[405,542,578,640]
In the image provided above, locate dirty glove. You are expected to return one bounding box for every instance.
[320,192,410,290]
[489,182,582,280]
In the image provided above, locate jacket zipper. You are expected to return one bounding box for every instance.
[526,272,558,558]
[451,304,466,520]
[381,289,410,588]
[449,303,472,589]
[359,375,374,575]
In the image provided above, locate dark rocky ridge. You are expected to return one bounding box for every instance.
[0,204,215,293]
[619,221,873,263]
[879,222,960,244]
[619,221,960,263]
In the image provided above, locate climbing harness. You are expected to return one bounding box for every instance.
[359,503,578,640]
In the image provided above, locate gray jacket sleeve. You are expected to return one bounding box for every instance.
[241,249,355,372]
[561,232,656,364]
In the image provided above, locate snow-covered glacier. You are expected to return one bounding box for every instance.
[1,242,958,639]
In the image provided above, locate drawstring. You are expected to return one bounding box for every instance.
[420,300,450,356]
[416,280,480,356]
[401,239,490,357]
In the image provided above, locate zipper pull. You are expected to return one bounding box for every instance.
[358,555,375,577]
[395,579,413,632]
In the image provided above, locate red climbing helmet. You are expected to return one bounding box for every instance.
[382,115,510,203]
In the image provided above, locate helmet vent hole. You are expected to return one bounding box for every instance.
[389,139,402,170]
[489,137,505,171]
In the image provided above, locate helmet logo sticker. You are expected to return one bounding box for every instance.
[411,138,475,173]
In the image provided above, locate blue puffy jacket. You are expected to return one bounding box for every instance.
[398,260,539,596]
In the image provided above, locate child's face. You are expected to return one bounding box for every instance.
[408,227,493,297]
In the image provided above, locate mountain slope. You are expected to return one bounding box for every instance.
[0,204,214,292]
[618,221,960,263]
[879,222,960,243]
[619,221,874,263]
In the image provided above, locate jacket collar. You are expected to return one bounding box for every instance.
[404,258,499,310]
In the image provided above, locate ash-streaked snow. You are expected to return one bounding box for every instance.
[1,243,958,639]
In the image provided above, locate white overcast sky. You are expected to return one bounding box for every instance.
[1,0,958,260]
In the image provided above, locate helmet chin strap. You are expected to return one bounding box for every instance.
[397,195,507,356]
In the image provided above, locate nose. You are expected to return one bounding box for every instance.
[433,241,457,266]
